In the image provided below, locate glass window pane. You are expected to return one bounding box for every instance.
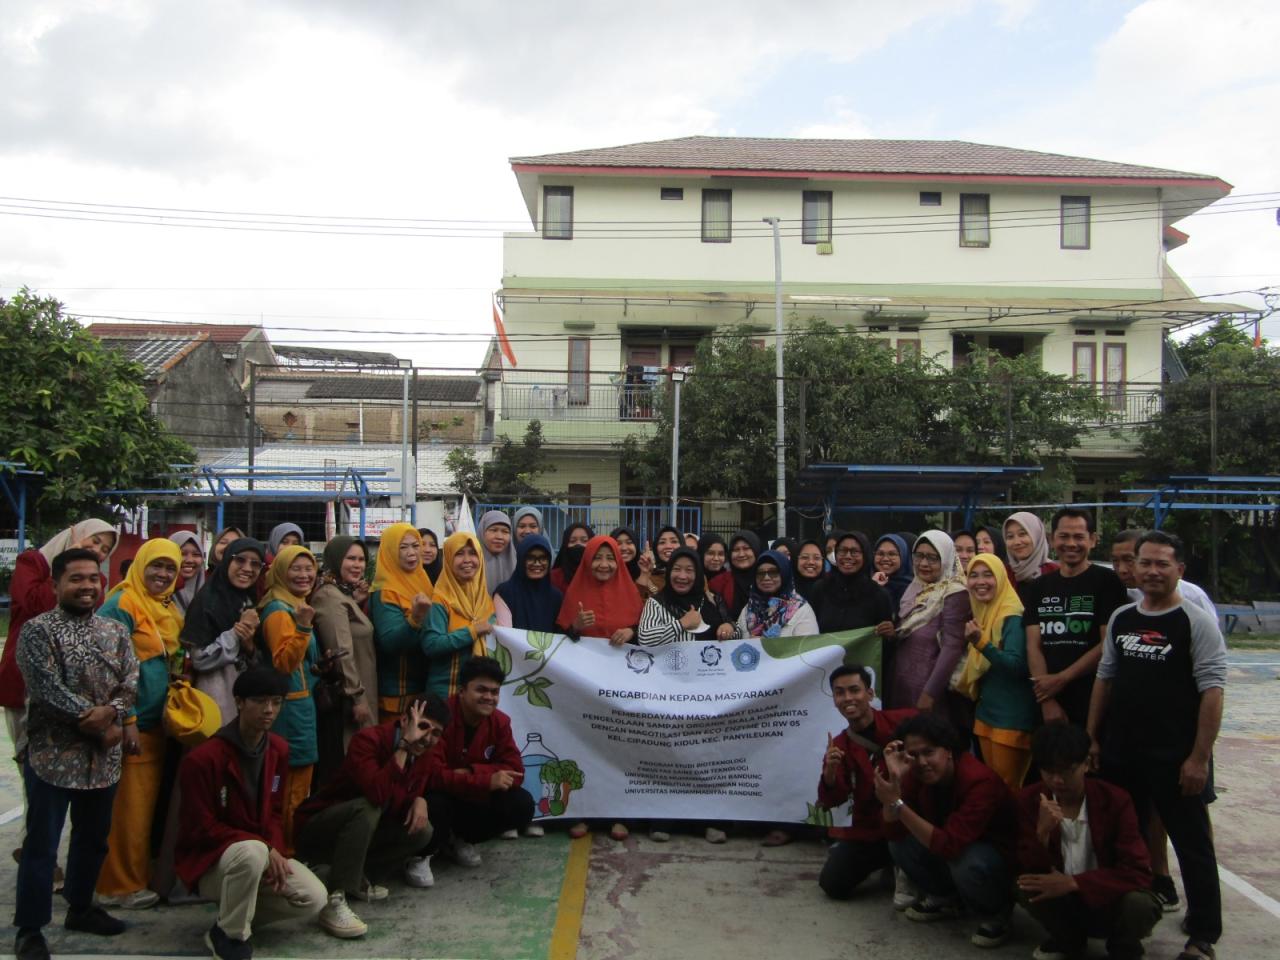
[568,337,589,403]
[803,191,832,244]
[701,189,731,242]
[1061,196,1090,249]
[543,186,573,239]
[960,194,990,246]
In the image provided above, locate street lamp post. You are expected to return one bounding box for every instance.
[762,216,786,542]
[399,358,413,522]
[669,367,686,527]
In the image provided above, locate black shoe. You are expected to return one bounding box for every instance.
[15,929,50,960]
[65,904,126,936]
[1152,873,1180,912]
[205,922,253,960]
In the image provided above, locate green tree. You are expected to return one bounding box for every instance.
[446,419,555,504]
[0,290,195,527]
[623,320,1108,503]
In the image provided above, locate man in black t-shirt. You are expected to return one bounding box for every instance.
[1025,508,1128,727]
[1086,531,1226,960]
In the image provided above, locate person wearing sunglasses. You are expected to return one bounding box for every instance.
[295,693,451,936]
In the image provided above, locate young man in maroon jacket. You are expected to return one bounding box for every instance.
[875,712,1017,948]
[295,693,450,937]
[816,664,916,901]
[426,656,534,868]
[1017,722,1161,960]
[176,667,326,960]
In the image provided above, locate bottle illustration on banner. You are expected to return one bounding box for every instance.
[519,731,586,818]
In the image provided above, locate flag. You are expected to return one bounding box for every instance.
[455,493,477,535]
[493,297,517,367]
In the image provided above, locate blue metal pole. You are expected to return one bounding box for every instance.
[215,500,225,533]
[17,480,26,551]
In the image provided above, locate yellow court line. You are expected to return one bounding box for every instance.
[549,833,592,960]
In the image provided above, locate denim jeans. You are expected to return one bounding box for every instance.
[14,761,117,930]
[889,835,1011,918]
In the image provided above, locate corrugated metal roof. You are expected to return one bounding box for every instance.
[512,136,1222,182]
[87,322,262,343]
[305,376,482,403]
[99,336,205,379]
[273,344,403,366]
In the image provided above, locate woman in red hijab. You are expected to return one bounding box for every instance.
[555,535,643,646]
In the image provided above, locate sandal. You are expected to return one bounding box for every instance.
[609,822,630,841]
[1176,940,1216,960]
[568,822,589,839]
[762,829,793,847]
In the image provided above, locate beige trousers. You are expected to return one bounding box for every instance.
[197,839,326,941]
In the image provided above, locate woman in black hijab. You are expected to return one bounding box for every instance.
[417,527,443,583]
[181,537,266,721]
[809,531,894,633]
[550,522,593,592]
[792,539,827,602]
[717,530,762,620]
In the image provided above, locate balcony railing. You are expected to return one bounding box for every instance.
[501,382,659,422]
[1089,384,1164,426]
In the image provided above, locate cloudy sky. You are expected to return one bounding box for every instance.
[2,0,1277,370]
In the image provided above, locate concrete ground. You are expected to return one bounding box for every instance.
[0,651,1276,959]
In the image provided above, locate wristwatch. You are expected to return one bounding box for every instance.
[888,798,905,812]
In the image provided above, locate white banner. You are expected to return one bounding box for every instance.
[487,627,881,824]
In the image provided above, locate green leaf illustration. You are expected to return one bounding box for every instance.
[490,639,512,675]
[524,650,543,661]
[525,683,553,709]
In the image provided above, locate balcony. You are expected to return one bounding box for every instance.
[500,380,659,422]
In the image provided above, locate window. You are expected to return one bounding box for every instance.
[701,189,732,242]
[542,186,573,240]
[660,187,684,201]
[1073,342,1097,382]
[802,190,833,244]
[919,191,942,206]
[959,193,990,247]
[897,339,921,363]
[1061,196,1090,249]
[568,336,589,404]
[1103,343,1126,408]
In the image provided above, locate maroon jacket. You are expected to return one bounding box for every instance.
[175,731,289,888]
[884,751,1017,863]
[297,720,438,831]
[1016,777,1152,909]
[816,708,917,842]
[0,550,55,708]
[430,695,523,802]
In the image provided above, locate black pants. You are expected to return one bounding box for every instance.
[1103,756,1221,944]
[425,788,535,850]
[819,839,892,900]
[14,762,117,931]
[1020,890,1162,959]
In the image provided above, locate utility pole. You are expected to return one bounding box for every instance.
[399,359,413,522]
[1210,381,1219,600]
[669,368,686,527]
[763,216,786,542]
[246,362,256,535]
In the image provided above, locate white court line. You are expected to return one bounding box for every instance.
[1220,866,1280,921]
[0,803,22,825]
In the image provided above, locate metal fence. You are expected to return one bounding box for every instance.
[474,501,701,546]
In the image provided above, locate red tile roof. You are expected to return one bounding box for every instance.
[85,322,262,344]
[511,136,1223,184]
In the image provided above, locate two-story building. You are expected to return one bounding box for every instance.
[496,136,1253,520]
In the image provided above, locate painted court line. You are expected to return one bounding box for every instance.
[1220,866,1280,921]
[0,804,22,826]
[549,833,592,960]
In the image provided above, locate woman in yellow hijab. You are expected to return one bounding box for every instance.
[369,523,435,718]
[258,544,320,849]
[961,553,1038,791]
[95,537,184,908]
[424,532,495,697]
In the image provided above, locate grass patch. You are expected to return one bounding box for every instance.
[1227,634,1280,650]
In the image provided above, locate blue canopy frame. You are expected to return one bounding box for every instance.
[0,461,42,550]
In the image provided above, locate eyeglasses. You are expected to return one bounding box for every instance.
[525,555,549,565]
[756,569,782,579]
[834,548,862,558]
[230,556,263,572]
[912,552,940,565]
[873,551,898,560]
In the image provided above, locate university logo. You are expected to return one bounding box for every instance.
[730,643,761,672]
[700,645,723,666]
[625,648,655,674]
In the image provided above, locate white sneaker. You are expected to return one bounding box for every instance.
[500,828,519,839]
[94,888,160,910]
[524,823,545,837]
[350,878,389,902]
[704,826,728,844]
[403,854,435,888]
[319,891,367,939]
[447,837,483,868]
[649,829,671,842]
[892,867,918,911]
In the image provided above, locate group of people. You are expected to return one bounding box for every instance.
[3,507,1226,960]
